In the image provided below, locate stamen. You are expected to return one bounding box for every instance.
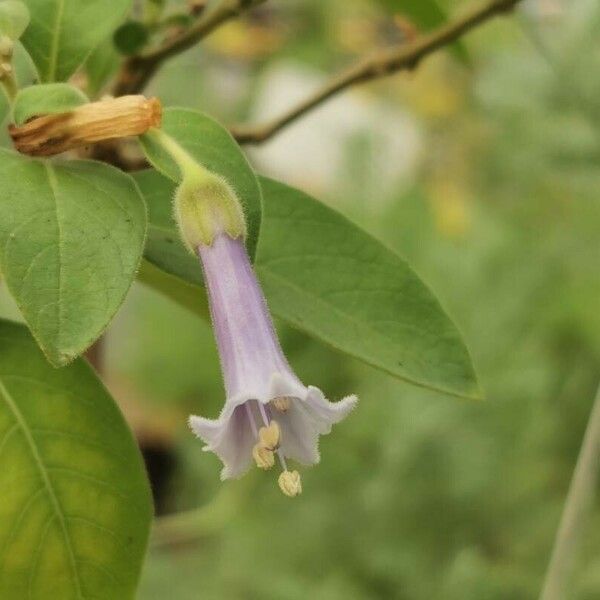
[244,402,258,438]
[258,420,280,451]
[254,400,290,479]
[257,400,270,427]
[278,470,302,497]
[272,397,291,412]
[0,36,13,59]
[0,63,12,79]
[252,444,275,470]
[256,400,281,450]
[276,448,288,472]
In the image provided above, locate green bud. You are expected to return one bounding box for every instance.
[174,170,247,251]
[146,127,248,250]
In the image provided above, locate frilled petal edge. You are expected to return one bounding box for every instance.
[277,388,358,465]
[189,372,357,480]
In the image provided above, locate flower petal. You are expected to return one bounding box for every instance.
[304,387,358,434]
[277,388,358,466]
[189,403,255,480]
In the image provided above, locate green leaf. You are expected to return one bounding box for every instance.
[139,108,262,259]
[256,177,479,399]
[114,20,149,56]
[20,0,132,82]
[0,0,30,40]
[133,169,202,287]
[131,170,207,316]
[12,83,88,125]
[0,150,147,366]
[137,259,208,319]
[84,39,120,98]
[0,318,152,599]
[135,169,479,399]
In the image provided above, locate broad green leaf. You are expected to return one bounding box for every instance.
[0,318,152,599]
[135,169,479,399]
[132,170,207,317]
[20,0,132,82]
[84,39,120,98]
[12,83,88,125]
[134,169,202,287]
[0,150,147,366]
[0,0,29,40]
[139,108,262,258]
[137,260,208,319]
[256,177,479,399]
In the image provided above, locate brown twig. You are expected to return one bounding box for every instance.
[231,0,524,144]
[113,0,267,96]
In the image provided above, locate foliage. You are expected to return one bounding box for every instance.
[0,0,597,598]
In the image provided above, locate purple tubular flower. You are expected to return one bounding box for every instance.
[147,127,356,495]
[189,233,357,490]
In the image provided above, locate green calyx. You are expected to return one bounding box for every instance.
[174,170,246,251]
[147,127,247,250]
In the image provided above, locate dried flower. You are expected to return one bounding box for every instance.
[10,95,161,156]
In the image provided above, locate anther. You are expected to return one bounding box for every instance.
[272,397,291,412]
[278,470,302,497]
[0,63,12,80]
[258,420,280,451]
[0,36,13,59]
[252,444,275,470]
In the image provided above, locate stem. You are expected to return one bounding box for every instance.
[231,0,525,144]
[113,0,266,96]
[539,382,600,600]
[146,127,207,179]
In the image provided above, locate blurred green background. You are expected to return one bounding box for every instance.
[3,0,600,598]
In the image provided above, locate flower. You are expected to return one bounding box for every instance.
[189,233,357,495]
[148,127,357,496]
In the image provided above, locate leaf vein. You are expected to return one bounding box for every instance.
[0,379,84,598]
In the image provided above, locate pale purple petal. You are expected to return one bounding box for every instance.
[198,234,300,398]
[276,390,358,465]
[303,387,358,433]
[189,403,255,480]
